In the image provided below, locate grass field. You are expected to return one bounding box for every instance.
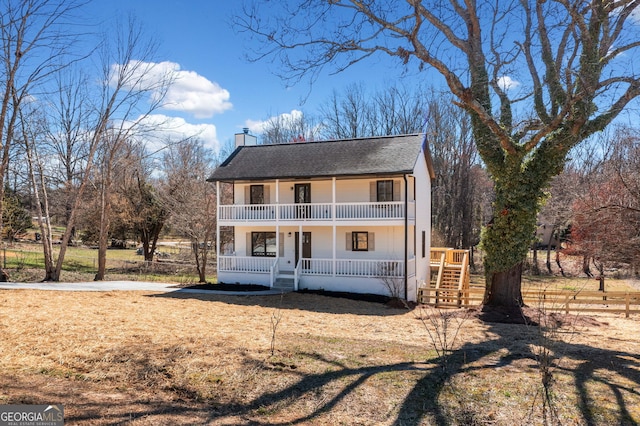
[2,241,216,284]
[0,288,638,425]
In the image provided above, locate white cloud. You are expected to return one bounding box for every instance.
[496,75,521,91]
[110,61,232,119]
[244,109,304,134]
[126,114,220,154]
[164,66,232,118]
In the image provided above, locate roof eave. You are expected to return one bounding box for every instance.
[207,169,416,183]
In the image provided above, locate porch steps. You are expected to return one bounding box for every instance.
[434,268,462,303]
[422,248,470,307]
[273,271,295,292]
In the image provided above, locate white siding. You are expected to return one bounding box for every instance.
[336,178,404,203]
[218,145,433,303]
[412,149,432,300]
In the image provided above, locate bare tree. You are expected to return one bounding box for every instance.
[237,0,640,308]
[82,16,172,280]
[568,126,640,285]
[0,0,85,264]
[536,172,575,274]
[318,82,428,139]
[20,107,57,280]
[319,83,373,138]
[260,110,320,144]
[373,84,428,136]
[44,68,92,230]
[40,15,172,281]
[427,94,485,250]
[114,141,166,262]
[160,139,217,283]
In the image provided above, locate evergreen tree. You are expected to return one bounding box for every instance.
[3,189,31,243]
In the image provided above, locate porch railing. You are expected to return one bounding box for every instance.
[335,259,405,277]
[219,201,408,222]
[219,256,408,278]
[218,256,273,272]
[270,257,280,288]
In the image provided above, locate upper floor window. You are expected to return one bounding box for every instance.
[250,185,264,204]
[377,180,394,202]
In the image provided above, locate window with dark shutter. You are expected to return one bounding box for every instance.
[250,185,264,204]
[251,232,276,256]
[377,180,393,202]
[352,231,369,251]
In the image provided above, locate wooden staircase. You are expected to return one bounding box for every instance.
[419,248,470,307]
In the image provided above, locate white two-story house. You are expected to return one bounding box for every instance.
[208,132,435,302]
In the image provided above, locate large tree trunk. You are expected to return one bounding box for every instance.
[480,174,539,308]
[484,263,524,306]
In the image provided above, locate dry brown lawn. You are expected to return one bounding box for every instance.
[0,288,638,425]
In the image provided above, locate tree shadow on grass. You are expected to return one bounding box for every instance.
[199,310,640,425]
[399,309,640,426]
[218,355,433,425]
[57,306,640,425]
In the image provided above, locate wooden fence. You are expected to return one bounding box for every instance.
[417,287,640,318]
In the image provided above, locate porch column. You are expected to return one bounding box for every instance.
[332,177,336,277]
[216,181,221,261]
[298,224,303,267]
[275,179,280,260]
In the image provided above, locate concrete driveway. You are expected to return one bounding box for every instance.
[0,281,286,295]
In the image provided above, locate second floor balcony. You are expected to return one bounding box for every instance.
[218,201,415,223]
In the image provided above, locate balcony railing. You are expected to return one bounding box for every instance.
[219,205,276,221]
[335,202,405,220]
[279,203,332,220]
[220,256,409,278]
[219,201,413,222]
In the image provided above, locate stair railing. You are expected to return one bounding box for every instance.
[457,251,469,307]
[435,252,446,305]
[294,258,301,291]
[270,257,280,288]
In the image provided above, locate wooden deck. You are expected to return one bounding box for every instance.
[419,251,640,317]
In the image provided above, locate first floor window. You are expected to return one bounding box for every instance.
[252,232,276,256]
[352,231,369,251]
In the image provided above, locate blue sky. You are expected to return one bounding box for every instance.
[83,0,434,154]
[82,1,640,156]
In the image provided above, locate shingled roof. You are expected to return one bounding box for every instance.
[208,134,429,182]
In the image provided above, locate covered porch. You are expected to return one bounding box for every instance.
[217,255,415,291]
